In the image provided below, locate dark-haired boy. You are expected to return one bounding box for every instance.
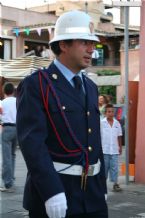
[101,104,122,192]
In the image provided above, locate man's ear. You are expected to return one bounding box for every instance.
[59,41,68,53]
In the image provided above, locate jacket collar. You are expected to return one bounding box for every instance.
[44,62,95,109]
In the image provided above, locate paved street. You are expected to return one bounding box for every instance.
[0,148,145,218]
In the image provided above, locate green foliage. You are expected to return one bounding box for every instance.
[95,70,120,103]
[96,69,120,76]
[98,86,116,104]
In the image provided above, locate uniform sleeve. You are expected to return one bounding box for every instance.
[98,120,107,194]
[16,75,64,203]
[99,145,107,195]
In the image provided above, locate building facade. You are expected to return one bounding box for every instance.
[0,1,140,103]
[0,4,57,59]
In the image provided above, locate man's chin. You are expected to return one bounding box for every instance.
[81,63,90,69]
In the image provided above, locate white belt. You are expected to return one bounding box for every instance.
[53,159,101,176]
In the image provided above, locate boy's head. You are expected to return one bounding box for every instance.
[105,104,114,119]
[3,82,15,96]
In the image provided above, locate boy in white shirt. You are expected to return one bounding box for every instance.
[101,104,122,192]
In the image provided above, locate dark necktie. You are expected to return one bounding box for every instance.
[73,76,86,106]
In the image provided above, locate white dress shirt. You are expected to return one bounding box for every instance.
[100,117,122,155]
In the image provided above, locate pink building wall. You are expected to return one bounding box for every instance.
[117,49,140,103]
[135,1,145,183]
[1,5,57,58]
[1,5,57,28]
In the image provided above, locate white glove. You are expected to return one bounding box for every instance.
[45,192,67,218]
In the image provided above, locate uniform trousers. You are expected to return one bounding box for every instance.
[29,209,108,218]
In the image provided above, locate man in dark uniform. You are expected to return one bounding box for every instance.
[16,10,108,218]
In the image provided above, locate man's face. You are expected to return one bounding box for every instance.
[105,107,114,119]
[59,39,96,73]
[99,96,105,105]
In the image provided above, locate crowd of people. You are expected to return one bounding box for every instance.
[0,10,123,218]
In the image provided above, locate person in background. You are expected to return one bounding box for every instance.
[91,49,99,66]
[0,83,17,193]
[99,94,107,119]
[106,95,113,104]
[41,45,54,59]
[35,45,42,57]
[100,104,122,192]
[16,10,108,218]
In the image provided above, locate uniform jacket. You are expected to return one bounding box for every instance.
[16,62,107,216]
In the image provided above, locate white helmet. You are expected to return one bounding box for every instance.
[49,10,99,44]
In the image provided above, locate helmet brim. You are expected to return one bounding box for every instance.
[49,33,99,45]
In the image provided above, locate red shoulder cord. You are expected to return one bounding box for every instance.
[38,71,89,174]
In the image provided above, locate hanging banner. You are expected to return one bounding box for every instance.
[2,25,54,37]
[13,28,20,37]
[36,28,42,36]
[48,27,52,35]
[24,28,30,36]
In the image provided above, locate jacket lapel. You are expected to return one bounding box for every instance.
[44,63,86,108]
[84,76,98,109]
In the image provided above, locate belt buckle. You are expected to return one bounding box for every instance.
[88,165,95,176]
